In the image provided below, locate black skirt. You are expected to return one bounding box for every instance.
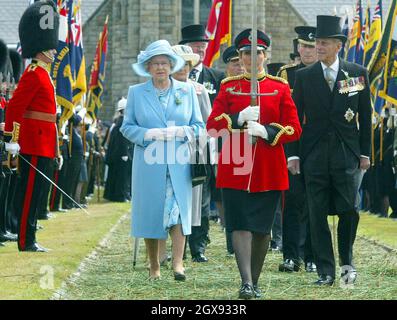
[223,188,281,234]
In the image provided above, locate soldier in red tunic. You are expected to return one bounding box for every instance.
[206,29,302,299]
[4,1,59,252]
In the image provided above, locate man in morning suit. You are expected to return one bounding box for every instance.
[291,15,371,285]
[277,26,317,273]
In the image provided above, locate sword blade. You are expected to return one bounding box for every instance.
[18,154,90,215]
[250,0,258,102]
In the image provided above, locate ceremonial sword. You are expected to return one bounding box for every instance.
[18,153,90,214]
[226,0,278,144]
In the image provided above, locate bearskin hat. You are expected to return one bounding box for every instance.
[9,49,23,82]
[0,39,9,73]
[19,0,59,58]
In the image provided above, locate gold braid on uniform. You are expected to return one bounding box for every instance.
[221,74,244,85]
[265,74,288,85]
[214,113,233,133]
[268,122,294,146]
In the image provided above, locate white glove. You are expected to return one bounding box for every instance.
[5,142,20,155]
[58,155,64,171]
[77,107,87,119]
[61,121,68,136]
[144,128,166,141]
[121,156,128,161]
[85,152,89,158]
[387,116,397,129]
[247,121,268,139]
[238,106,260,125]
[164,126,185,139]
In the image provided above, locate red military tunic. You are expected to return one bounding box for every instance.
[4,60,57,158]
[206,72,302,192]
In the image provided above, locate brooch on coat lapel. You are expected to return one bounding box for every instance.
[203,81,217,94]
[175,87,188,105]
[337,69,365,94]
[344,108,355,122]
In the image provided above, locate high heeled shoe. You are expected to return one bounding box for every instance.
[173,271,186,281]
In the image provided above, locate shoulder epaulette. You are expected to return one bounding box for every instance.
[28,63,38,72]
[266,74,288,85]
[278,63,298,72]
[221,74,244,84]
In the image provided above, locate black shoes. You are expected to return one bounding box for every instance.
[37,212,53,220]
[305,261,317,273]
[192,253,208,263]
[20,243,50,252]
[0,231,18,242]
[253,285,262,298]
[279,259,300,272]
[313,275,335,286]
[340,268,357,285]
[238,283,255,300]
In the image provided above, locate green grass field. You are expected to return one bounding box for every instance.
[1,200,396,300]
[0,200,127,300]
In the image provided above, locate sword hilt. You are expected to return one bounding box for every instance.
[7,122,20,169]
[226,88,279,97]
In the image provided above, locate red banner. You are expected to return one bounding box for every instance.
[203,0,232,67]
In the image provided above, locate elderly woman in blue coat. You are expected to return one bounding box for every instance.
[120,40,204,281]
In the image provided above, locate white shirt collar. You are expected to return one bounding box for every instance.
[321,57,339,73]
[194,63,203,72]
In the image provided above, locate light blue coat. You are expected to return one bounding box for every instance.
[120,78,204,239]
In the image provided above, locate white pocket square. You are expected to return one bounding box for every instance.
[348,91,358,97]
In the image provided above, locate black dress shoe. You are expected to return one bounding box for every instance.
[174,272,186,281]
[313,275,334,286]
[238,283,255,300]
[279,259,300,272]
[20,243,50,252]
[305,261,317,273]
[253,285,262,299]
[192,253,208,263]
[340,268,357,285]
[37,212,53,220]
[0,232,17,242]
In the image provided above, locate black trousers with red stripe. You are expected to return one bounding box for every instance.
[14,154,52,250]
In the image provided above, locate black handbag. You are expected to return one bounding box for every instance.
[191,138,208,187]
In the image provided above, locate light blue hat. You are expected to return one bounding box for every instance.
[132,40,185,77]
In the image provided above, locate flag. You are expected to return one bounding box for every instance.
[347,0,363,63]
[368,0,397,106]
[51,0,74,127]
[364,0,382,67]
[203,0,232,67]
[340,14,350,58]
[86,16,108,121]
[68,0,87,105]
[356,2,371,65]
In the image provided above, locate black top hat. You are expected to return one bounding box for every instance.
[267,63,285,76]
[19,0,59,58]
[295,26,316,46]
[179,24,209,45]
[222,45,239,64]
[234,29,271,51]
[290,38,300,61]
[315,15,346,43]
